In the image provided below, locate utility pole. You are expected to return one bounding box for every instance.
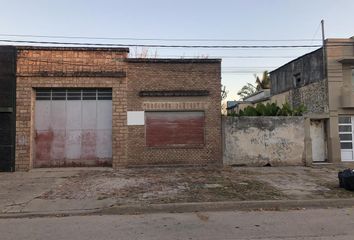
[321,19,327,79]
[321,20,325,46]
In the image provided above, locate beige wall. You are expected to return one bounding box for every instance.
[270,91,290,106]
[267,38,354,163]
[223,117,306,166]
[326,38,354,162]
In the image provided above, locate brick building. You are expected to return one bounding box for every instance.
[0,46,222,171]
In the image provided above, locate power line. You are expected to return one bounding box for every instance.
[152,55,298,59]
[310,22,322,46]
[0,39,323,49]
[222,66,277,69]
[18,56,345,75]
[0,33,323,42]
[15,57,275,74]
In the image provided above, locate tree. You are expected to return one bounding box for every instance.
[237,83,257,99]
[129,47,158,58]
[231,102,307,117]
[221,84,228,100]
[221,85,229,115]
[255,71,270,91]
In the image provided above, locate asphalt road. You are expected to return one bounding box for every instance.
[2,208,354,240]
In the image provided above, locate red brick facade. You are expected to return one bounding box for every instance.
[14,46,222,171]
[126,59,222,166]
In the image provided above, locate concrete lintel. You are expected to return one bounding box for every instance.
[338,57,354,65]
[304,113,329,120]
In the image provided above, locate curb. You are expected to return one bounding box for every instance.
[100,198,354,215]
[0,209,101,219]
[1,198,354,219]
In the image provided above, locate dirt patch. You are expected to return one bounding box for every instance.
[239,166,354,200]
[39,165,354,204]
[40,167,285,204]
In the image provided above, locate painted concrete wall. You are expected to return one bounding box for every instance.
[270,91,290,106]
[223,117,305,166]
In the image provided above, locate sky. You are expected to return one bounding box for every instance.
[0,0,353,101]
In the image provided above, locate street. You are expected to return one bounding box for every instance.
[2,208,354,240]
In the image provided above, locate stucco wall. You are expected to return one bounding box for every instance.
[270,91,290,106]
[325,38,354,163]
[223,116,305,166]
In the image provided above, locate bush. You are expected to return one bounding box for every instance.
[231,102,307,117]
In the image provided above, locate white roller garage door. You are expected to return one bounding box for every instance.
[34,88,112,167]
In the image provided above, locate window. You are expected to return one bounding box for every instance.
[145,111,205,147]
[339,116,351,124]
[293,73,302,88]
[36,89,112,100]
[338,116,353,150]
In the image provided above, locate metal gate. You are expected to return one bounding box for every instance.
[34,88,112,167]
[0,46,16,172]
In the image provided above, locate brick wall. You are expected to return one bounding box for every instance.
[126,59,222,166]
[15,47,222,170]
[17,47,128,75]
[15,47,128,171]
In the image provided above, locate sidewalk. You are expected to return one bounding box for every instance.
[1,165,354,217]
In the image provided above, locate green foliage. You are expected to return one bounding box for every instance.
[240,106,260,116]
[277,102,292,116]
[237,83,257,98]
[236,71,270,99]
[255,71,270,91]
[293,104,307,116]
[234,102,307,117]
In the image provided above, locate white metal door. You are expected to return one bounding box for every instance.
[339,116,354,161]
[34,89,112,167]
[310,120,327,162]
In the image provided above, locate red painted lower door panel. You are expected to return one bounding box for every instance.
[34,89,112,167]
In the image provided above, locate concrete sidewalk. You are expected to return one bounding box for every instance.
[0,168,115,216]
[1,165,354,218]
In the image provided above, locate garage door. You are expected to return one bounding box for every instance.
[34,89,112,167]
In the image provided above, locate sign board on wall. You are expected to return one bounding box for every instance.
[127,111,145,125]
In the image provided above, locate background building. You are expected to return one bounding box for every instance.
[269,37,354,163]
